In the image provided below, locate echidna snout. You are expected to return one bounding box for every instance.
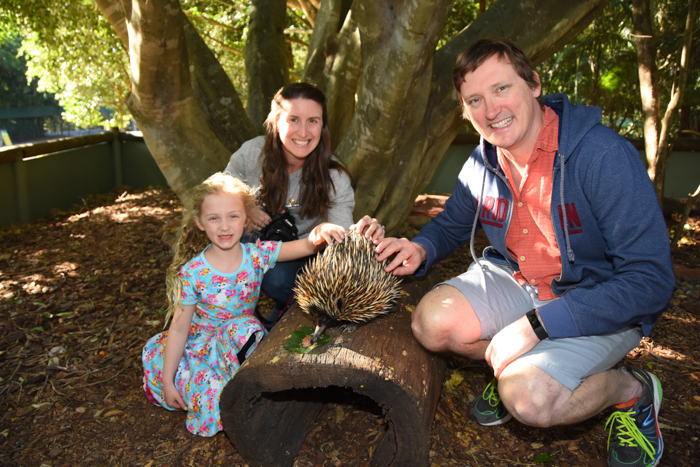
[294,231,402,338]
[310,307,333,344]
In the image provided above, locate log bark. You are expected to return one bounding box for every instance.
[220,272,446,467]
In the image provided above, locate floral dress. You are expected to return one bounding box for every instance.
[142,240,281,436]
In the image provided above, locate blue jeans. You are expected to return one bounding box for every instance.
[261,255,311,320]
[242,234,311,321]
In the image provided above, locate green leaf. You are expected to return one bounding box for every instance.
[40,312,53,319]
[31,326,45,333]
[534,453,555,463]
[283,325,331,354]
[55,311,74,318]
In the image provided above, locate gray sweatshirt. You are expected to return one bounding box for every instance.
[225,136,355,237]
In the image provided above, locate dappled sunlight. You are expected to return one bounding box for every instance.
[65,193,181,225]
[54,262,78,276]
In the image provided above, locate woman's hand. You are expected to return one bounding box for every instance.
[309,223,346,246]
[351,215,385,243]
[163,380,187,411]
[249,207,272,231]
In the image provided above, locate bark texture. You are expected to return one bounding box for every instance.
[245,0,290,132]
[94,0,610,227]
[95,0,232,199]
[633,0,660,173]
[341,0,609,232]
[183,13,259,153]
[634,0,696,206]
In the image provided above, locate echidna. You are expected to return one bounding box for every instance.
[294,230,402,344]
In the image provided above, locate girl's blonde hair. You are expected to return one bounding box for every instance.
[164,172,257,325]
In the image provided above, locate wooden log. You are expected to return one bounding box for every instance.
[220,272,446,467]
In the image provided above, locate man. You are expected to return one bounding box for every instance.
[376,38,674,467]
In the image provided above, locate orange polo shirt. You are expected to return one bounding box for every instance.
[497,106,561,300]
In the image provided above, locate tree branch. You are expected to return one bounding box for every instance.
[651,0,695,204]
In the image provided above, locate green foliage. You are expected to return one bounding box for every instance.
[534,453,556,463]
[0,34,55,107]
[541,0,699,138]
[3,0,694,142]
[0,0,132,130]
[181,0,250,103]
[0,33,59,142]
[438,0,480,49]
[539,0,642,136]
[283,325,331,354]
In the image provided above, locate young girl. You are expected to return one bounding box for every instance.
[142,172,345,437]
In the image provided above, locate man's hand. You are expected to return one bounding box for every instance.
[375,238,426,276]
[485,315,540,378]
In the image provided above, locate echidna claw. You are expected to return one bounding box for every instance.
[338,323,359,334]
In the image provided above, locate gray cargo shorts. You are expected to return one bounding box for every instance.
[441,256,643,391]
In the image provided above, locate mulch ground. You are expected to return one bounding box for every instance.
[0,186,699,467]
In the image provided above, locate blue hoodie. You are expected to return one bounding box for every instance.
[412,94,674,339]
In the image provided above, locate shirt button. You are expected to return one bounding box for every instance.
[523,229,528,234]
[520,256,526,261]
[530,278,536,284]
[518,202,523,207]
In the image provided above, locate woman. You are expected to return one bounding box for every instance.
[225,82,383,325]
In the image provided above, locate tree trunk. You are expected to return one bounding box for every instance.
[95,0,232,199]
[95,0,610,222]
[246,0,290,132]
[182,13,259,153]
[344,0,609,232]
[632,0,660,173]
[634,0,696,207]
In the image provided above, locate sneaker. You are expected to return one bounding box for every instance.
[606,366,663,467]
[470,377,513,426]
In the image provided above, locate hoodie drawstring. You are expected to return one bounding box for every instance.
[470,166,488,270]
[559,151,575,263]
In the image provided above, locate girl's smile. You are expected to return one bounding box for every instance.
[194,192,250,253]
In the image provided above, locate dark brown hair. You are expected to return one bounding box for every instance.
[452,38,539,100]
[261,83,350,220]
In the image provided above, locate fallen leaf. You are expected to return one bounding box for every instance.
[658,422,684,432]
[534,453,555,463]
[335,406,345,424]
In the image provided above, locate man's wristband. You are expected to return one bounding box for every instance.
[526,309,548,341]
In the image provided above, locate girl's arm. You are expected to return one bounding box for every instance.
[162,304,196,410]
[277,222,346,262]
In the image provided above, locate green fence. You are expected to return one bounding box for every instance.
[0,131,167,227]
[0,132,698,228]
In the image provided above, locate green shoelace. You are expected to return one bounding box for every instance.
[605,410,656,460]
[483,378,501,407]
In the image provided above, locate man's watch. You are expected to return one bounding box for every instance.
[526,309,549,341]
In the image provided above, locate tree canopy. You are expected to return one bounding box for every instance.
[2,0,696,230]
